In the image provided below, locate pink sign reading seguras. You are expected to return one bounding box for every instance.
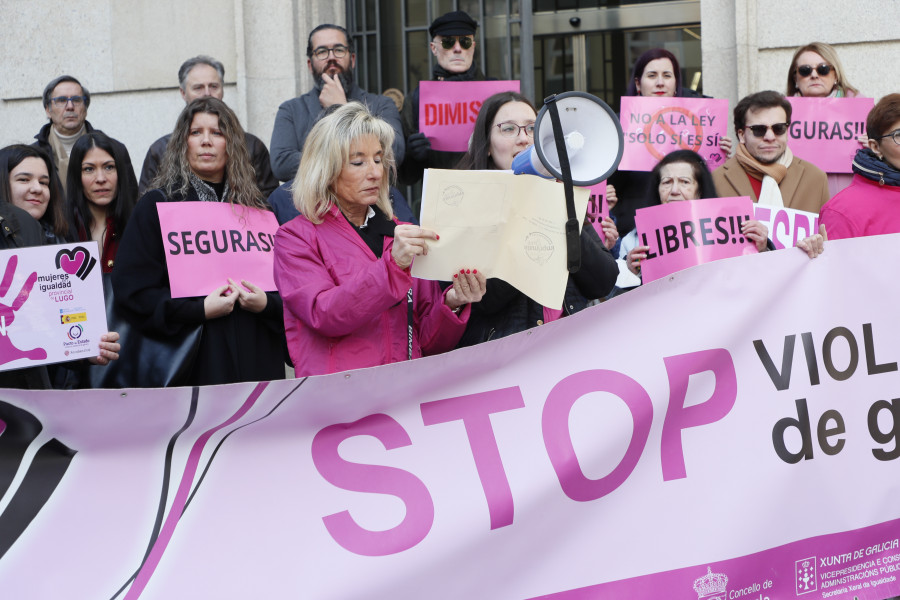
[619,96,730,172]
[420,80,521,152]
[786,96,874,173]
[157,202,279,298]
[635,196,757,283]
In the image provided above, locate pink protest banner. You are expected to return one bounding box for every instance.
[157,202,278,298]
[420,80,521,151]
[754,204,819,249]
[3,235,900,600]
[786,97,873,173]
[619,96,729,171]
[0,242,108,371]
[635,196,757,283]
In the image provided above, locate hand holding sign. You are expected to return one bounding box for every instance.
[228,278,268,314]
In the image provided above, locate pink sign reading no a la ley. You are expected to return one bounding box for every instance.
[420,80,521,152]
[786,97,873,173]
[157,202,279,298]
[619,96,729,172]
[635,196,757,283]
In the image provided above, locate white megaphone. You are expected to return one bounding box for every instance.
[512,91,624,186]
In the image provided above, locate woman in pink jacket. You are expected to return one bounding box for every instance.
[273,102,486,376]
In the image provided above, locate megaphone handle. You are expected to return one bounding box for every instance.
[545,97,581,273]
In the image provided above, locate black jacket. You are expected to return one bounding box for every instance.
[32,120,137,190]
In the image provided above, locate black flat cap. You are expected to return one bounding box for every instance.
[429,10,478,38]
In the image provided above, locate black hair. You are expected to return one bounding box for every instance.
[456,91,536,171]
[66,132,137,244]
[306,24,354,58]
[0,144,67,237]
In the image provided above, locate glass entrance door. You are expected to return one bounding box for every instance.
[532,3,702,111]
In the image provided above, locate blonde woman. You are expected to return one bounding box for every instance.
[274,102,485,376]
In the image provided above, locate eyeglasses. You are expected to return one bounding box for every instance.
[873,130,900,146]
[50,96,85,107]
[796,63,832,78]
[744,123,790,137]
[495,122,535,138]
[439,36,474,50]
[312,45,349,60]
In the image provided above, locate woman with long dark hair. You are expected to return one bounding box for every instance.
[0,144,69,244]
[454,91,618,346]
[66,131,137,273]
[113,97,286,385]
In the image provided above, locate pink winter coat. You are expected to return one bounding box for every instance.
[274,205,468,376]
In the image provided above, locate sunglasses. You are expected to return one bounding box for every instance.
[796,63,832,78]
[439,36,474,50]
[744,123,790,137]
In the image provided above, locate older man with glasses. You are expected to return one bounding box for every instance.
[269,23,405,182]
[32,75,135,193]
[712,90,829,214]
[399,10,489,187]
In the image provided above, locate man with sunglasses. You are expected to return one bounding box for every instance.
[270,24,405,182]
[399,10,488,187]
[712,91,829,214]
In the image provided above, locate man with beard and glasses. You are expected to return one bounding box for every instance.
[269,24,405,182]
[712,90,829,213]
[398,11,488,186]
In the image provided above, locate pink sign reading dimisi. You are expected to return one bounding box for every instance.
[786,97,874,173]
[157,202,279,298]
[619,96,730,172]
[419,80,521,152]
[635,196,757,283]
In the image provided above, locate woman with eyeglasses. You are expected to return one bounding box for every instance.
[454,91,619,346]
[787,42,865,196]
[608,49,733,243]
[820,94,900,239]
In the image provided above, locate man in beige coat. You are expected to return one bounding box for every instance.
[713,90,829,213]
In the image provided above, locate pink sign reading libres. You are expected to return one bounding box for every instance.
[635,196,758,282]
[157,202,279,298]
[420,80,521,152]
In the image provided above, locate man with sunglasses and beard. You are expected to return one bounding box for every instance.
[713,90,829,214]
[399,11,488,186]
[269,24,405,182]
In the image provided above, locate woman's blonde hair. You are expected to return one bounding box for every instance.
[152,97,266,209]
[787,42,859,97]
[292,102,395,223]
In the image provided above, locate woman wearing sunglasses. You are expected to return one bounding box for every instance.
[787,42,864,196]
[453,91,618,347]
[821,94,900,239]
[787,42,859,99]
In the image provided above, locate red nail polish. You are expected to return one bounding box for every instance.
[436,234,440,240]
[454,274,458,278]
[473,269,477,274]
[466,269,471,274]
